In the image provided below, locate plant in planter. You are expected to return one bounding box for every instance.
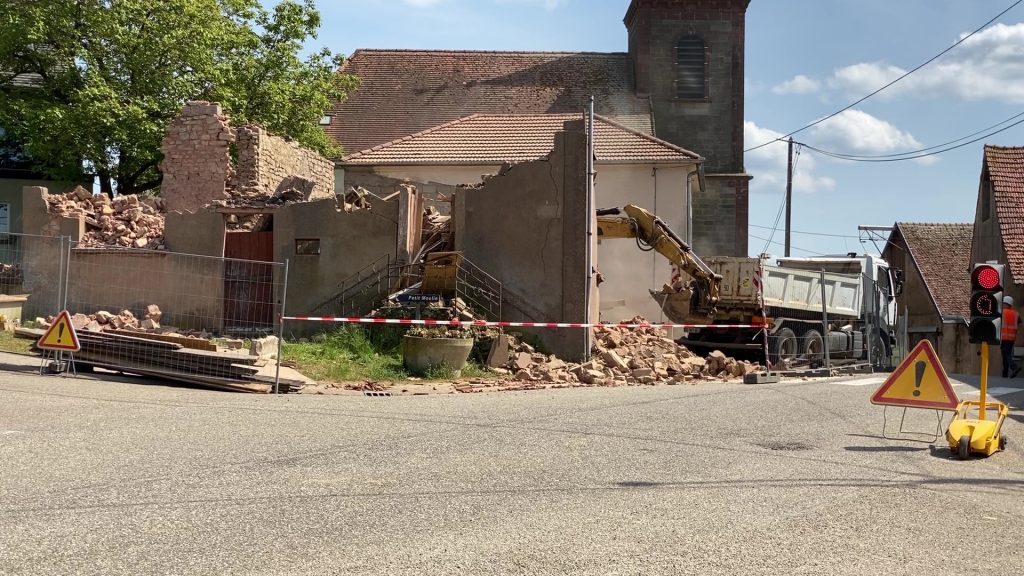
[403,326,476,377]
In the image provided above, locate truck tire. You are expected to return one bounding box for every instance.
[770,327,798,367]
[802,329,824,365]
[870,334,889,369]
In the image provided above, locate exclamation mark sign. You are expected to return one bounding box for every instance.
[913,360,926,397]
[57,324,64,344]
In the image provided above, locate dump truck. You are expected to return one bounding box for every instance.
[679,255,900,368]
[596,205,900,368]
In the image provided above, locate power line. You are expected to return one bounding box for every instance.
[745,0,1024,153]
[798,113,1024,162]
[749,223,860,239]
[749,233,827,256]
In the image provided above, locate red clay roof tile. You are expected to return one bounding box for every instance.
[897,222,974,318]
[984,145,1024,283]
[327,49,652,155]
[339,114,699,165]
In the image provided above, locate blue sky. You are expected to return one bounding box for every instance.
[308,0,1024,258]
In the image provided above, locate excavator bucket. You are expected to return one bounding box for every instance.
[650,289,706,324]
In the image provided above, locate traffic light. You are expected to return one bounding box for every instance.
[969,263,1004,344]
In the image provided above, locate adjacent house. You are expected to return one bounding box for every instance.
[970,145,1024,375]
[326,0,752,260]
[884,222,976,374]
[340,113,702,322]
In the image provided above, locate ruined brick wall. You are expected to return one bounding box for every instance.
[160,102,233,212]
[233,126,334,200]
[160,102,334,212]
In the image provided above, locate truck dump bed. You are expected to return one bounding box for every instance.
[708,257,863,319]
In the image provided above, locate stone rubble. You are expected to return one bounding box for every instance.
[490,317,761,388]
[36,305,210,341]
[46,186,166,249]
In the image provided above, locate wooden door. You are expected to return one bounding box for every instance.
[224,231,274,333]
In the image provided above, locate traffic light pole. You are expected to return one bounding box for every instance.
[980,342,988,421]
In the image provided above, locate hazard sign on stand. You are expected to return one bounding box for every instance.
[36,310,81,352]
[871,340,959,410]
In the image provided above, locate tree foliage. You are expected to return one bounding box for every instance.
[0,0,356,194]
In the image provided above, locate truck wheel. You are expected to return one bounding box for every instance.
[870,334,889,368]
[802,329,824,364]
[770,327,798,367]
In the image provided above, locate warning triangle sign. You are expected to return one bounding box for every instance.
[37,310,81,352]
[871,340,958,410]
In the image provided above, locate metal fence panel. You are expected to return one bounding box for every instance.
[59,244,287,391]
[0,232,66,324]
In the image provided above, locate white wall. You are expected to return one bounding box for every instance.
[340,162,695,324]
[594,164,691,324]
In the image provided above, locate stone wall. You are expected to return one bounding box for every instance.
[160,102,335,212]
[234,126,334,200]
[160,102,233,212]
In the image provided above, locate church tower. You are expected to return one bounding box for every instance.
[625,0,752,256]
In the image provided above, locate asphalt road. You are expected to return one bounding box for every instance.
[1,362,1022,575]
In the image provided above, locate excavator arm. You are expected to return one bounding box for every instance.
[596,204,722,323]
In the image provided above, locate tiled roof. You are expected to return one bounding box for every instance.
[339,114,700,166]
[897,222,974,318]
[984,145,1024,283]
[326,49,652,155]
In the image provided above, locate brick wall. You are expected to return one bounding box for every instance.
[160,102,234,212]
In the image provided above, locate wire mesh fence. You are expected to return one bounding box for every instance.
[53,244,288,391]
[0,233,67,354]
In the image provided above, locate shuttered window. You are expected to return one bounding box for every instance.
[675,36,708,100]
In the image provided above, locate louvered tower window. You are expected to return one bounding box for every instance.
[675,35,708,100]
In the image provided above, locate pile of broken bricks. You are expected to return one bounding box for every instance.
[487,318,761,390]
[36,305,206,339]
[46,186,166,249]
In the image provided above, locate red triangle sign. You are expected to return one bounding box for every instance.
[36,310,81,352]
[871,340,959,410]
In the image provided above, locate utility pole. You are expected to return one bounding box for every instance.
[785,137,793,258]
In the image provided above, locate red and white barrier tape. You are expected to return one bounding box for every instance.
[281,316,763,329]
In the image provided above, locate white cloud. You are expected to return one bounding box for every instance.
[744,121,837,193]
[808,109,935,164]
[771,74,821,95]
[827,23,1024,103]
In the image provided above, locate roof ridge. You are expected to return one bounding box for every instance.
[349,48,629,57]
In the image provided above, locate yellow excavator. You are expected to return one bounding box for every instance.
[596,204,722,324]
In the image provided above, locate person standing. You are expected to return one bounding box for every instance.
[1001,295,1022,378]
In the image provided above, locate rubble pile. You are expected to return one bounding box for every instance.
[343,186,372,212]
[421,205,452,251]
[497,318,760,386]
[36,305,209,340]
[46,186,166,249]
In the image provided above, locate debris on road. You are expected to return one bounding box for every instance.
[481,317,761,390]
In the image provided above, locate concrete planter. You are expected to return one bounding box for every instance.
[402,335,474,376]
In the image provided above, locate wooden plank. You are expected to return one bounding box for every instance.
[73,357,272,393]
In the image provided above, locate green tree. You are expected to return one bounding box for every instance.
[0,0,356,194]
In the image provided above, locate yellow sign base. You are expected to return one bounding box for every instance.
[946,400,1008,459]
